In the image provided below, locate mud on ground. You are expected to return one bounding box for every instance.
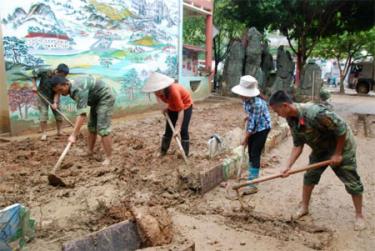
[0,96,248,249]
[1,94,374,250]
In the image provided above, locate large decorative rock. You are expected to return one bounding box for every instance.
[222,39,245,95]
[261,42,274,93]
[299,60,323,98]
[245,27,264,89]
[271,46,295,94]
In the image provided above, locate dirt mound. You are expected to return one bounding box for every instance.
[131,205,173,247]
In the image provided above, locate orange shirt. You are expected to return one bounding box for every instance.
[156,83,193,111]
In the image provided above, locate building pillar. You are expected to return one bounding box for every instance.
[205,14,213,73]
[0,24,11,134]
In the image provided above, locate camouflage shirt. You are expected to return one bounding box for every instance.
[287,103,356,158]
[69,75,112,115]
[32,68,54,101]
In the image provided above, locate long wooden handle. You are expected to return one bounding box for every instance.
[37,92,75,127]
[237,121,248,180]
[51,142,72,174]
[165,113,189,164]
[233,160,331,190]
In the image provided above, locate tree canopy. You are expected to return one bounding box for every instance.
[312,27,375,93]
[219,0,375,83]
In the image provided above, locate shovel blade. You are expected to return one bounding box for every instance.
[48,173,67,187]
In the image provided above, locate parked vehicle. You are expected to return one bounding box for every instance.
[348,60,375,94]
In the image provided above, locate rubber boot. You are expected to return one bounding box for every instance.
[242,166,260,196]
[181,140,190,157]
[160,136,172,156]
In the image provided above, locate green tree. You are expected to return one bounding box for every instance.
[183,0,246,89]
[165,55,178,79]
[228,0,375,84]
[183,17,205,47]
[121,68,141,100]
[312,28,375,93]
[213,0,246,89]
[3,36,28,64]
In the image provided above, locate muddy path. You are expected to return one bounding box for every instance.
[169,94,375,251]
[1,94,374,251]
[0,96,249,250]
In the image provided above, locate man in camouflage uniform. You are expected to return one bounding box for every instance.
[50,75,115,166]
[269,90,365,231]
[32,64,69,140]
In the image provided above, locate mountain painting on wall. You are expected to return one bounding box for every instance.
[0,0,180,126]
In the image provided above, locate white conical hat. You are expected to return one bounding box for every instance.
[142,72,175,93]
[231,75,260,97]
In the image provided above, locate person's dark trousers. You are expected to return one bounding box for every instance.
[247,128,271,170]
[161,105,193,156]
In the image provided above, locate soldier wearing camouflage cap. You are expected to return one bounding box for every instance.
[269,90,365,231]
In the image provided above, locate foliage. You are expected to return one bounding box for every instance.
[214,0,247,50]
[213,0,247,88]
[3,36,44,69]
[164,55,178,79]
[8,82,37,120]
[228,0,375,83]
[183,16,206,47]
[312,28,375,93]
[121,68,141,100]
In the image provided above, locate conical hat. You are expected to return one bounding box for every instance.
[142,72,174,93]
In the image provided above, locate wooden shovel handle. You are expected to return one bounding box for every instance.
[164,113,189,164]
[233,160,331,190]
[37,92,75,127]
[51,142,72,174]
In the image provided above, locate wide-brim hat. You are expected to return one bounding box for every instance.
[231,75,260,97]
[143,72,174,93]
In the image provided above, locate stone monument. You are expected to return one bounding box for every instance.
[261,41,274,94]
[222,39,245,95]
[244,27,264,90]
[299,59,323,99]
[271,45,295,94]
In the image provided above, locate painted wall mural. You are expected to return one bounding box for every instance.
[1,0,180,133]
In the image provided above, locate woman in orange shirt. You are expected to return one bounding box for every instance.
[143,72,193,156]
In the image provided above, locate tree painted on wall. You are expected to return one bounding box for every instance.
[8,82,37,120]
[3,36,28,65]
[3,36,44,69]
[99,56,113,68]
[121,68,141,101]
[164,55,178,79]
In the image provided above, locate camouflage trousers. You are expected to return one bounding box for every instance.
[87,94,115,137]
[304,151,364,195]
[38,95,63,122]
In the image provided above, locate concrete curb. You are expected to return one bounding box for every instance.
[199,122,289,194]
[62,220,141,251]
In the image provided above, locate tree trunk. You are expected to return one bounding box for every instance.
[213,37,219,91]
[339,77,345,94]
[25,105,29,119]
[18,104,23,119]
[336,57,346,94]
[295,52,302,86]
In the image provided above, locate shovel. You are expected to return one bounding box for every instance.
[48,142,72,187]
[37,92,75,127]
[232,160,331,190]
[236,121,248,181]
[229,160,331,211]
[164,113,189,164]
